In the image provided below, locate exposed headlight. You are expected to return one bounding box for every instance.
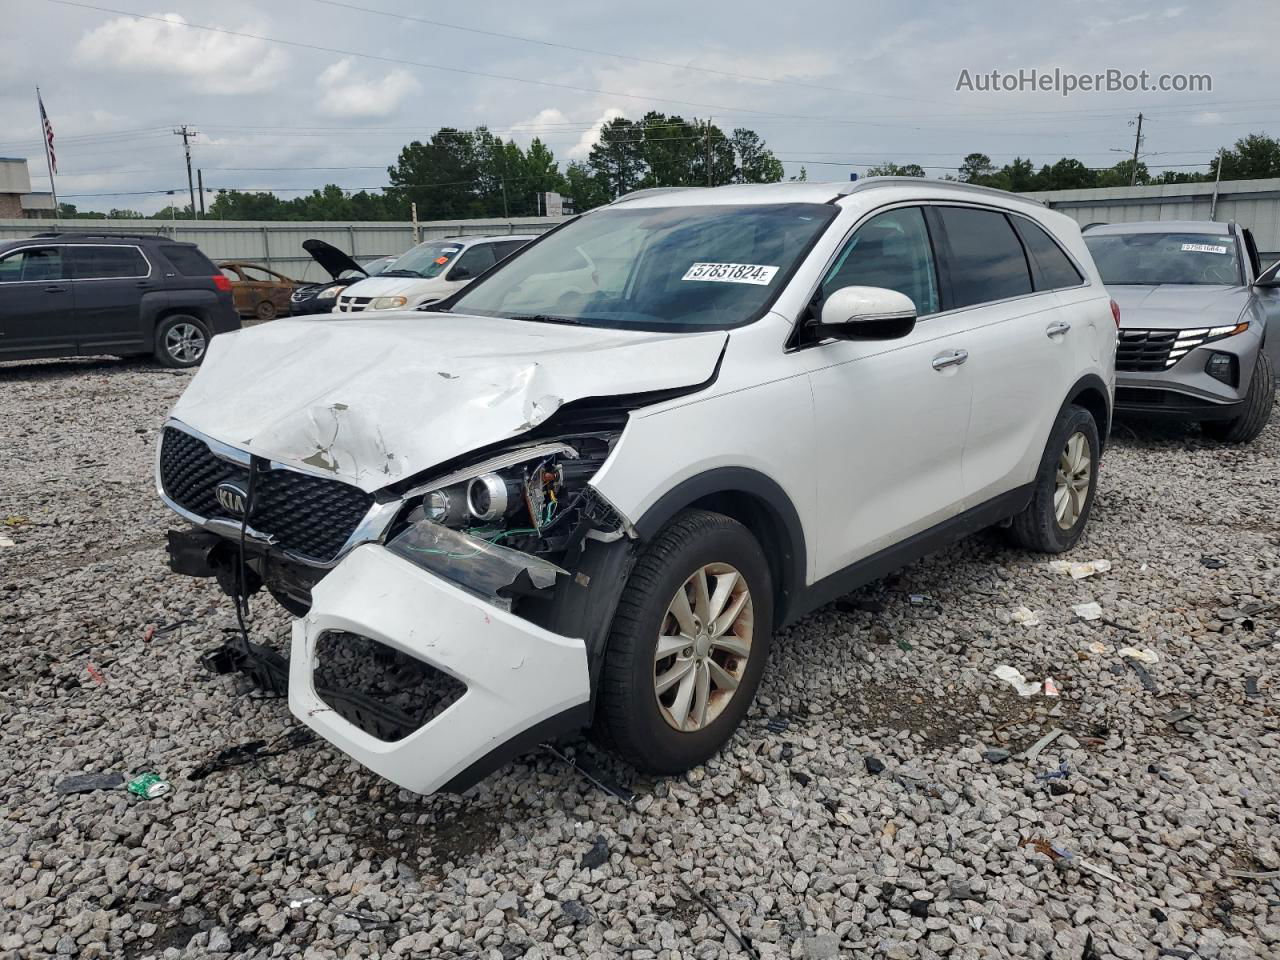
[370,296,409,310]
[321,284,348,299]
[387,437,623,603]
[1164,322,1249,367]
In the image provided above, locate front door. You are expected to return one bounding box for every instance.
[806,206,973,578]
[0,245,76,359]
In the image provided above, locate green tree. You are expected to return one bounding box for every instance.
[589,117,646,197]
[1211,133,1280,180]
[790,166,808,182]
[958,153,995,183]
[731,128,784,183]
[1035,157,1097,190]
[866,162,926,177]
[1097,159,1150,187]
[563,160,610,213]
[387,128,481,220]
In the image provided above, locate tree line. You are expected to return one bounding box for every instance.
[54,130,1280,221]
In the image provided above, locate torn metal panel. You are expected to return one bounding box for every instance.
[169,314,727,493]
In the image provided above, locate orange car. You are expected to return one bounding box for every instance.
[218,262,300,321]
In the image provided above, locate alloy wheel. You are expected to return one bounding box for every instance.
[1054,430,1091,529]
[653,562,754,732]
[165,323,206,365]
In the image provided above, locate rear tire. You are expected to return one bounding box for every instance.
[154,314,210,368]
[1201,350,1274,444]
[596,509,773,775]
[1007,404,1100,554]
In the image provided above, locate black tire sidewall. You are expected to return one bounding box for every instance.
[154,315,210,368]
[609,516,773,774]
[1021,405,1100,553]
[256,299,278,321]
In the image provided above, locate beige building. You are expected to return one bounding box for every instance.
[0,157,55,218]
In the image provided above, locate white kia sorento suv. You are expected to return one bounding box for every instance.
[158,178,1117,794]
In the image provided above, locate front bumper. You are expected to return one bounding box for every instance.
[289,543,592,795]
[1115,327,1262,418]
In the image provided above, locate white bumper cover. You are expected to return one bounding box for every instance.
[289,544,591,794]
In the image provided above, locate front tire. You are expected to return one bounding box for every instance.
[1201,349,1274,444]
[597,509,773,774]
[255,299,278,321]
[154,314,210,368]
[1007,404,1100,554]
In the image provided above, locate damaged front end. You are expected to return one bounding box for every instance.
[162,419,640,794]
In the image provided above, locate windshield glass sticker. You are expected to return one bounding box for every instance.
[681,262,779,285]
[1181,243,1228,254]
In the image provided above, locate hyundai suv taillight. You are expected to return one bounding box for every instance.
[212,274,232,292]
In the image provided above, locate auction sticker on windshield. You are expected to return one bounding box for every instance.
[1181,243,1229,254]
[682,262,779,284]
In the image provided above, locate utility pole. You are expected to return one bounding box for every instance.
[197,168,206,218]
[1129,112,1144,186]
[1210,147,1225,220]
[705,117,713,187]
[173,125,199,219]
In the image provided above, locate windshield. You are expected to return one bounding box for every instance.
[445,202,837,330]
[1084,232,1241,285]
[382,241,463,279]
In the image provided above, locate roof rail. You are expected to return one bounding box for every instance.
[610,186,696,205]
[29,231,171,243]
[835,176,1048,206]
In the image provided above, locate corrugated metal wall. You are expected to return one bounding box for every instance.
[1026,177,1280,262]
[0,215,568,282]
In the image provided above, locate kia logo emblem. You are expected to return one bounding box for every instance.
[214,481,249,517]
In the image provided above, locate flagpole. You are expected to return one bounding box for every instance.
[37,87,58,218]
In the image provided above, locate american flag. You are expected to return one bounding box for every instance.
[38,91,56,174]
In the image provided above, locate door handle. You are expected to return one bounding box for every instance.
[44,284,66,293]
[1046,321,1071,338]
[932,349,969,370]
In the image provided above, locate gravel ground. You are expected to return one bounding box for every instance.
[2,356,1278,960]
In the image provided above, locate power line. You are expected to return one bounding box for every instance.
[304,0,992,112]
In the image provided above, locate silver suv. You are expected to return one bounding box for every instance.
[1083,220,1278,442]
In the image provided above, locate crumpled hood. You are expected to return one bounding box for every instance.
[170,313,727,492]
[1111,284,1250,330]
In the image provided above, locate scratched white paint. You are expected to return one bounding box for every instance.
[169,312,726,492]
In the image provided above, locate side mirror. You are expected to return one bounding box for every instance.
[810,285,917,341]
[450,266,473,281]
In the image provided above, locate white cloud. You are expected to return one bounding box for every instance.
[74,12,287,94]
[315,59,420,118]
[1191,111,1224,125]
[566,108,625,161]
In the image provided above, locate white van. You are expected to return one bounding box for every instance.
[333,234,537,312]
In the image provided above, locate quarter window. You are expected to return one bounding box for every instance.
[1012,218,1083,290]
[69,245,148,280]
[821,207,939,316]
[936,207,1033,308]
[0,246,66,283]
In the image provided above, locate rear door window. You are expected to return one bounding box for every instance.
[493,240,530,261]
[936,207,1033,308]
[1011,218,1083,290]
[69,245,149,279]
[162,245,217,276]
[0,246,66,282]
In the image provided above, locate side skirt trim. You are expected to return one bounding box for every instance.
[783,483,1034,625]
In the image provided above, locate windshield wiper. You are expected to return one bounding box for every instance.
[378,269,423,278]
[505,313,593,326]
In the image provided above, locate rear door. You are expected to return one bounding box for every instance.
[930,205,1077,506]
[67,244,152,353]
[0,245,76,359]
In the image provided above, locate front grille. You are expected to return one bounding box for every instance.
[159,426,374,563]
[313,630,467,741]
[337,295,371,313]
[1116,329,1179,371]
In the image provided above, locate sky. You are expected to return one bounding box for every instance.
[1,0,1276,214]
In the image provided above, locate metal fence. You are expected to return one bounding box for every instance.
[1025,177,1280,262]
[0,215,569,282]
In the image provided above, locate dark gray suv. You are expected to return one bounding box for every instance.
[0,233,240,368]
